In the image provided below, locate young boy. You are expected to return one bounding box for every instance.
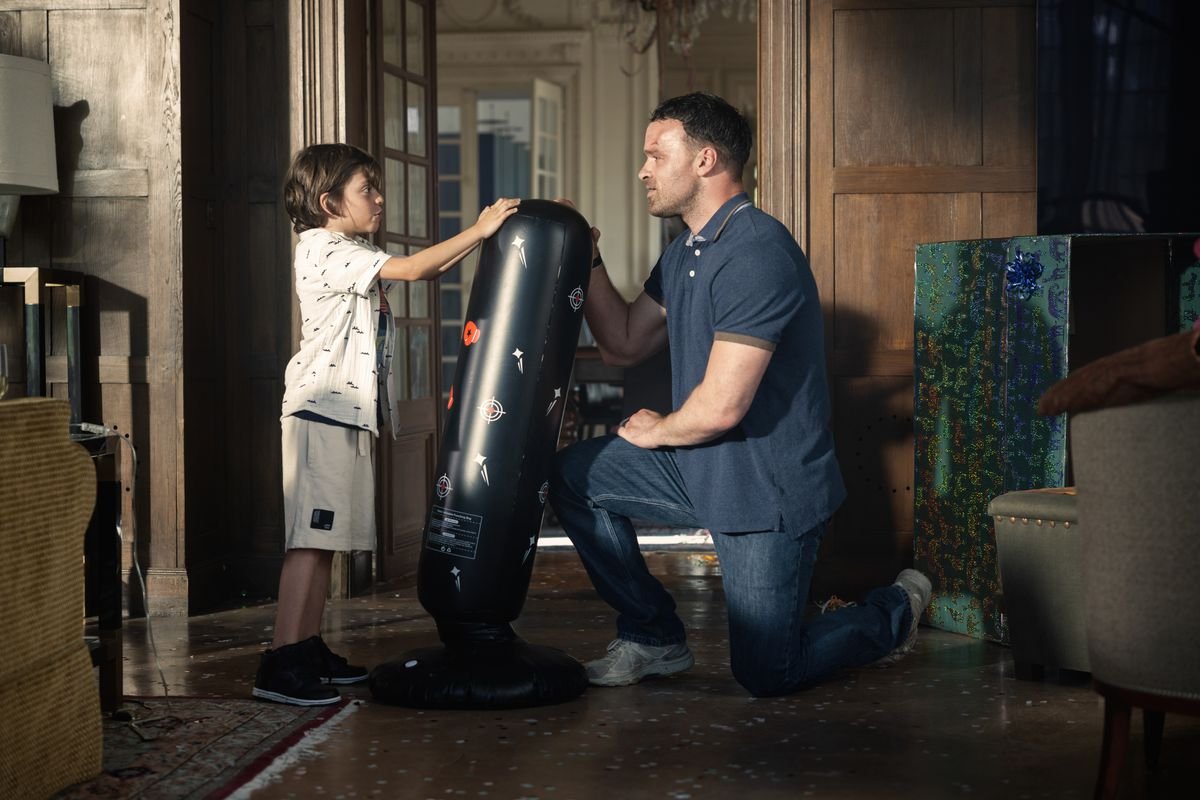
[253,143,518,706]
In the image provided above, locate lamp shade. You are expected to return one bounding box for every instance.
[0,54,58,195]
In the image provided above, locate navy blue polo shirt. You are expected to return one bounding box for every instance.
[643,193,846,534]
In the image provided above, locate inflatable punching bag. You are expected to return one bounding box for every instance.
[369,199,592,708]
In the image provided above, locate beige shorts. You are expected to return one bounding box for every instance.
[282,415,376,552]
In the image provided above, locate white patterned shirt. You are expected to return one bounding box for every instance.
[280,229,399,436]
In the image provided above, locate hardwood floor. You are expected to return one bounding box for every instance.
[115,551,1200,799]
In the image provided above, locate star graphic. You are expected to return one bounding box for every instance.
[511,234,528,268]
[545,386,562,416]
[512,348,524,374]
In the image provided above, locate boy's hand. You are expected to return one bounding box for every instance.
[476,197,521,237]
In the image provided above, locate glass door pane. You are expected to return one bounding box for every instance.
[531,78,564,199]
[376,0,436,419]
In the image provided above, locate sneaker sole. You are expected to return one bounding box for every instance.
[252,687,341,706]
[323,674,369,686]
[588,651,695,687]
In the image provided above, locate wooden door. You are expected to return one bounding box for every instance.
[761,0,1037,597]
[373,0,439,584]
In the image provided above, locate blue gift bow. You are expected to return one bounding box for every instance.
[1005,248,1044,301]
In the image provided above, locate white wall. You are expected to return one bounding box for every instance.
[436,0,661,299]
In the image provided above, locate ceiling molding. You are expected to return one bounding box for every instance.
[438,29,590,66]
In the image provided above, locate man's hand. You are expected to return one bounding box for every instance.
[555,197,602,262]
[617,408,665,449]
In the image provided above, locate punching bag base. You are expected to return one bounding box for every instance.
[369,633,588,709]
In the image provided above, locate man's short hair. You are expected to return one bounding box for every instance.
[650,92,753,179]
[283,143,382,233]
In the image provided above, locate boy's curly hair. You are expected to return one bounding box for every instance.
[283,143,383,233]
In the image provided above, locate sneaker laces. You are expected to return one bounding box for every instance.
[816,595,858,614]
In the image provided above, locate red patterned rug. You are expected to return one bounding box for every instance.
[56,696,358,799]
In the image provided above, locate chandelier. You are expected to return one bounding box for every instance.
[623,0,757,58]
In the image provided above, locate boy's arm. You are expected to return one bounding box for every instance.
[379,198,519,282]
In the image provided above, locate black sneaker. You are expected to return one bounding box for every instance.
[312,636,369,685]
[252,638,341,706]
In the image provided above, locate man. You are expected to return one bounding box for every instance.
[551,93,931,697]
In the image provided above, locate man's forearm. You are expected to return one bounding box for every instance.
[583,263,637,363]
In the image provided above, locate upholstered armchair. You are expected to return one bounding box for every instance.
[0,398,102,798]
[1070,390,1200,799]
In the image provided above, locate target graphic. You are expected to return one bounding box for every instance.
[435,474,452,498]
[463,320,481,346]
[478,396,506,424]
[568,286,585,311]
[538,481,549,505]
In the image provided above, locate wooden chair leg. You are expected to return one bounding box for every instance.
[1143,709,1165,770]
[1095,697,1131,800]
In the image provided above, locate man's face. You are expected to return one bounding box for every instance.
[638,119,702,219]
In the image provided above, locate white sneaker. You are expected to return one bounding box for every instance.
[585,638,695,686]
[872,569,932,667]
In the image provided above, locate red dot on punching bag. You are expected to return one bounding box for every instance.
[463,320,480,346]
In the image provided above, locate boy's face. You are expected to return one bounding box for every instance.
[322,167,383,236]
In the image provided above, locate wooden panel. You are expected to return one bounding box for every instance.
[67,170,150,197]
[833,165,1030,193]
[246,20,280,202]
[830,347,913,377]
[20,9,48,59]
[833,8,979,167]
[382,431,435,584]
[44,355,148,384]
[0,13,19,53]
[833,192,979,350]
[832,376,915,533]
[248,377,284,554]
[981,5,1035,167]
[245,203,283,363]
[2,1,148,9]
[48,10,148,170]
[982,191,1036,238]
[815,375,916,598]
[49,197,151,355]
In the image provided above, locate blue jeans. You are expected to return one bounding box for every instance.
[550,435,913,697]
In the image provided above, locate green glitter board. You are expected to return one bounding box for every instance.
[913,234,1200,642]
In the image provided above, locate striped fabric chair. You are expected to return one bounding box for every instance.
[0,398,101,798]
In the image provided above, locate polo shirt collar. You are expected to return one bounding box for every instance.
[685,192,752,247]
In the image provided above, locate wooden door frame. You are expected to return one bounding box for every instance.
[757,1,808,257]
[370,0,441,586]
